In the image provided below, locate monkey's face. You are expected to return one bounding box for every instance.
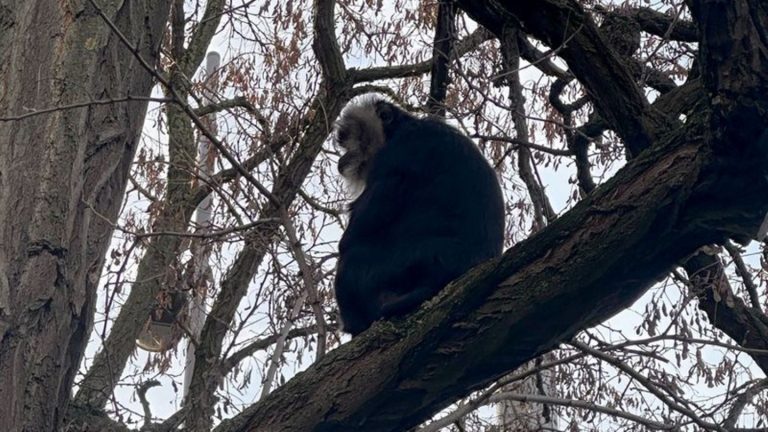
[334,99,386,185]
[334,97,415,199]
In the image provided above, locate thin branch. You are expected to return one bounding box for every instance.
[312,0,346,85]
[190,134,288,207]
[180,0,226,77]
[500,22,556,228]
[724,379,768,429]
[0,96,171,122]
[473,135,572,157]
[548,76,598,194]
[724,241,762,311]
[136,379,161,428]
[85,200,278,239]
[351,27,492,83]
[194,96,254,117]
[87,0,280,206]
[259,290,308,400]
[223,324,333,374]
[128,174,159,202]
[281,211,328,360]
[571,340,727,432]
[298,189,343,219]
[350,85,405,102]
[420,391,676,432]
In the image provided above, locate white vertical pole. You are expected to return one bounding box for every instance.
[183,51,220,397]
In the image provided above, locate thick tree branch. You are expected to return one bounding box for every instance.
[688,0,768,148]
[675,0,768,381]
[426,0,457,116]
[180,0,226,77]
[350,27,492,83]
[313,0,347,86]
[219,118,768,431]
[652,78,704,116]
[0,1,171,428]
[624,7,698,42]
[685,253,768,375]
[456,0,675,156]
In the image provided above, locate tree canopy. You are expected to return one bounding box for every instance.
[0,0,767,431]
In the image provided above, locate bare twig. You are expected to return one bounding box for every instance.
[419,391,676,432]
[137,379,161,427]
[500,22,556,229]
[472,134,573,157]
[724,379,768,429]
[259,290,308,400]
[87,0,280,206]
[0,96,171,122]
[724,241,762,311]
[350,27,492,83]
[571,340,727,431]
[281,211,328,360]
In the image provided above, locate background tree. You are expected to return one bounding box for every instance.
[1,0,767,431]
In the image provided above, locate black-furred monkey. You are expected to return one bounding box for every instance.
[334,97,504,336]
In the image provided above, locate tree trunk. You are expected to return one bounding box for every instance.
[0,1,170,430]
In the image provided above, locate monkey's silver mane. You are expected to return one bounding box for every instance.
[334,96,387,198]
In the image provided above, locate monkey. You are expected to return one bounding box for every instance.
[333,96,505,336]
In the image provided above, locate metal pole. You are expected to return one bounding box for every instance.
[183,51,220,397]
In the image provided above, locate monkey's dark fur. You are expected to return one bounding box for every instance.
[334,97,505,336]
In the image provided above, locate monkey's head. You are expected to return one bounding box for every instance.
[334,96,411,195]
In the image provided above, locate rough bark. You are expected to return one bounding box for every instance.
[685,253,768,374]
[1,0,765,431]
[216,0,768,430]
[219,120,767,432]
[74,0,226,410]
[682,0,768,375]
[426,0,457,117]
[0,1,171,430]
[456,0,676,157]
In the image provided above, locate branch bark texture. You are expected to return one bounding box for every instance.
[0,1,172,430]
